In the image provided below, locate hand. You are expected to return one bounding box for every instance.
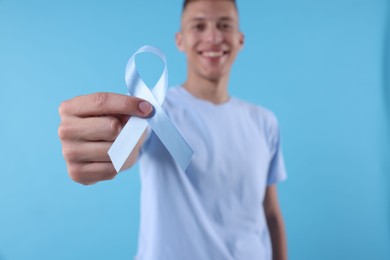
[58,92,153,185]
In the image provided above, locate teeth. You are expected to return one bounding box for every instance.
[202,51,224,57]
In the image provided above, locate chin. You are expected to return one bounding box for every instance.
[202,73,225,82]
[202,68,229,80]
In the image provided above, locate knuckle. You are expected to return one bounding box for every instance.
[78,179,94,186]
[68,164,92,185]
[58,124,65,139]
[67,164,82,181]
[62,145,78,162]
[103,167,117,181]
[58,122,71,140]
[58,101,69,118]
[93,92,110,111]
[109,117,122,139]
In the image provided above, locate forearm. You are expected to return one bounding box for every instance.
[266,213,288,260]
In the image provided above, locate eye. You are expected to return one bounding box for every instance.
[192,23,206,31]
[218,22,233,31]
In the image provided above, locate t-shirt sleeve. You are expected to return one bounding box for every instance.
[266,114,287,185]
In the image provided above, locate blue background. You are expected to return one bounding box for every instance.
[1,0,389,259]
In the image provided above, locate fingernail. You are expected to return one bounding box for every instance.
[139,101,152,114]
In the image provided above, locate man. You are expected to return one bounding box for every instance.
[58,0,288,259]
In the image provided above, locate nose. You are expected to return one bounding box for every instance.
[205,26,223,44]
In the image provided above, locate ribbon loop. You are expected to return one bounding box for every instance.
[108,45,194,172]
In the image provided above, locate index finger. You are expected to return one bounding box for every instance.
[59,92,153,118]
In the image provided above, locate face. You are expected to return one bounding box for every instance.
[176,0,244,81]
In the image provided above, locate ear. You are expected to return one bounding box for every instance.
[175,32,185,52]
[239,32,245,49]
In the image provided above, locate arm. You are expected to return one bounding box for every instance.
[263,185,288,260]
[58,92,153,185]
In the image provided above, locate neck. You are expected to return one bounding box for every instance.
[183,73,230,104]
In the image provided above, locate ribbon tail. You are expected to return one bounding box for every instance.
[108,117,148,172]
[149,106,194,171]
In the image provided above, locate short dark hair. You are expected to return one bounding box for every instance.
[182,0,237,12]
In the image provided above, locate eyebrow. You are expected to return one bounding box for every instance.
[188,16,234,23]
[189,16,234,22]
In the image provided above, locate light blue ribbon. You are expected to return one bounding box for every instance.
[108,45,194,172]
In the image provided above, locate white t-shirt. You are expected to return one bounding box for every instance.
[136,86,287,260]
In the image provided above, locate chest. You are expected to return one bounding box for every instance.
[170,105,272,190]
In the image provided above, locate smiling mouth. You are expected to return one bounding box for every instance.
[199,51,228,58]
